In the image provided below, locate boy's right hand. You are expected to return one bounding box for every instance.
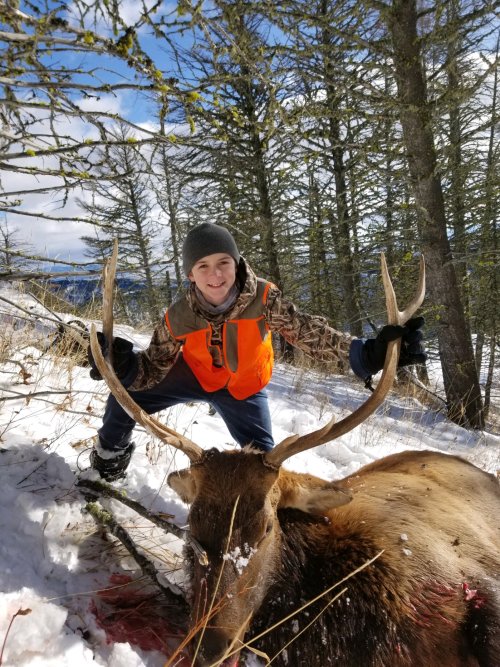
[87,332,135,380]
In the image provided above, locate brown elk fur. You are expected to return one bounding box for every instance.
[168,448,500,667]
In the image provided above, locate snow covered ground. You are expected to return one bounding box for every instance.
[0,288,499,666]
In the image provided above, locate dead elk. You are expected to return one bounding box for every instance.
[90,248,500,665]
[170,447,500,667]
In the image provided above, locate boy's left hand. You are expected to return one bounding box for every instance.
[362,316,427,375]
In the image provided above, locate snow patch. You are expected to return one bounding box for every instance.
[223,544,257,575]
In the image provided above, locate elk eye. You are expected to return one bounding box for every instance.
[265,521,273,536]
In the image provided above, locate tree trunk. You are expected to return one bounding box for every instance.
[386,0,484,428]
[162,156,183,291]
[328,132,363,337]
[477,32,499,424]
[252,136,282,289]
[308,177,322,314]
[159,108,184,293]
[483,335,496,420]
[474,330,484,376]
[129,184,160,323]
[446,0,468,309]
[321,0,363,336]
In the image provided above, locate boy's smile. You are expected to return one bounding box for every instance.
[189,253,237,306]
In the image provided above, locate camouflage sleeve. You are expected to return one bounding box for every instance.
[128,318,181,391]
[265,285,353,371]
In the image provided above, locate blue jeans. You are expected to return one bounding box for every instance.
[98,354,275,453]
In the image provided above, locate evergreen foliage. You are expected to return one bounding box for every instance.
[1,0,498,427]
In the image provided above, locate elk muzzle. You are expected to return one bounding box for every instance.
[192,625,243,667]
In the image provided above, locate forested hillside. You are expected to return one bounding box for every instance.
[0,0,498,428]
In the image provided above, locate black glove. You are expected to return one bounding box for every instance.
[87,332,135,381]
[362,316,427,376]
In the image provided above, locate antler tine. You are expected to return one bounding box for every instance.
[381,253,426,326]
[101,239,119,364]
[265,254,426,468]
[91,242,203,463]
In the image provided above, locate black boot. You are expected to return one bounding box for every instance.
[89,440,135,482]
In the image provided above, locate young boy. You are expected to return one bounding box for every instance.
[88,223,425,480]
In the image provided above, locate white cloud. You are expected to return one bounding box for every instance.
[5,183,95,262]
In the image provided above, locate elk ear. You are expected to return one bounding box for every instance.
[168,468,197,504]
[299,483,352,514]
[279,475,352,515]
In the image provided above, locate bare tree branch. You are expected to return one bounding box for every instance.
[84,500,190,613]
[78,478,208,565]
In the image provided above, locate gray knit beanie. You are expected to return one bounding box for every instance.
[182,223,241,275]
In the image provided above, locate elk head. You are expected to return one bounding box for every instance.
[89,243,425,666]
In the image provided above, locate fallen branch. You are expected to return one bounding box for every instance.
[0,388,94,401]
[399,368,447,409]
[77,478,208,566]
[25,290,64,322]
[0,294,87,344]
[84,500,190,619]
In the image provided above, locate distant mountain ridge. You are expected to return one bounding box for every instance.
[49,275,147,307]
[48,275,181,309]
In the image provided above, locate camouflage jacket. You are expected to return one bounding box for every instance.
[129,259,353,391]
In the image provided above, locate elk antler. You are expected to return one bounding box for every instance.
[101,239,119,366]
[89,242,203,464]
[265,254,426,468]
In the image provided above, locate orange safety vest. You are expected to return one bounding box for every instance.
[165,280,274,400]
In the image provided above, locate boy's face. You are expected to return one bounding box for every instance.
[188,252,237,306]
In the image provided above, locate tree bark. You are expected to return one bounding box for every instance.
[129,183,160,323]
[446,0,468,309]
[158,106,184,293]
[386,0,484,428]
[483,335,496,419]
[321,0,363,336]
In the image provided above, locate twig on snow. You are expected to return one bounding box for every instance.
[84,500,190,619]
[77,478,208,565]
